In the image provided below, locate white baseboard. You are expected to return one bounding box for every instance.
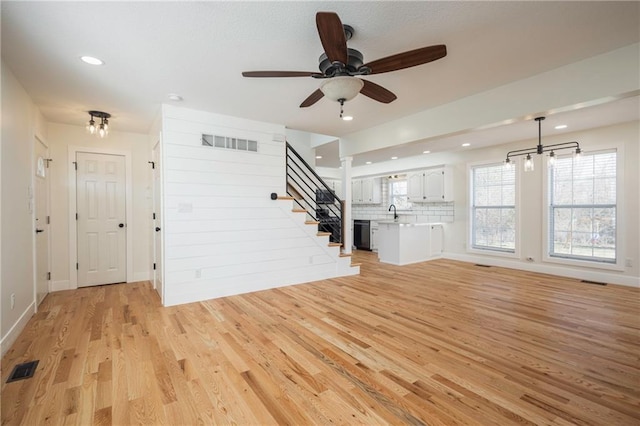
[50,280,71,292]
[0,301,36,358]
[443,252,640,288]
[131,272,151,283]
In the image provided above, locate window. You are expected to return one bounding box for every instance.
[548,150,616,263]
[389,178,411,210]
[471,163,516,252]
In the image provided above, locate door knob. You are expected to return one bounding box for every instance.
[118,223,125,228]
[155,227,161,232]
[35,229,44,233]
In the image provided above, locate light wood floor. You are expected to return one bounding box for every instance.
[2,251,639,425]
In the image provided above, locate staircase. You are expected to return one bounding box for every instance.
[273,194,359,274]
[286,143,344,246]
[284,143,358,269]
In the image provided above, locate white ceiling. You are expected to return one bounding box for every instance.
[2,1,639,163]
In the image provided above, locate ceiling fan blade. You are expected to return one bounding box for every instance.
[242,71,319,78]
[360,80,397,104]
[316,12,348,64]
[300,89,324,108]
[363,45,447,75]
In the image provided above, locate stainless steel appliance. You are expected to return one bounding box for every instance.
[354,220,371,250]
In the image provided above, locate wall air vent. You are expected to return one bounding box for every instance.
[202,134,258,152]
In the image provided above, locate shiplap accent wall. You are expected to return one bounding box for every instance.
[161,105,356,306]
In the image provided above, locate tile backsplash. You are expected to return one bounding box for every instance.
[352,181,454,223]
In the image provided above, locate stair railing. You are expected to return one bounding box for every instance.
[286,142,343,245]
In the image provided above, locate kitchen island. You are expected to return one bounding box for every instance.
[377,221,442,265]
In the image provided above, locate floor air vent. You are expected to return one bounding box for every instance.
[6,360,39,383]
[581,280,607,286]
[475,264,492,268]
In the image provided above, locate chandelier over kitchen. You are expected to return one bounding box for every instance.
[504,116,581,172]
[86,111,111,138]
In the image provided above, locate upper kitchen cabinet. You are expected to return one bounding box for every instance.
[352,177,382,204]
[407,166,454,202]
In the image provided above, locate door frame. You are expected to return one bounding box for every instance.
[33,135,51,310]
[152,139,164,303]
[68,145,133,289]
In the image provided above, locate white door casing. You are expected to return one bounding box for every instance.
[76,152,126,287]
[34,137,50,306]
[152,140,164,302]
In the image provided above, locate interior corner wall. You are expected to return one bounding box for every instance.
[1,61,43,355]
[47,123,153,289]
[160,105,350,306]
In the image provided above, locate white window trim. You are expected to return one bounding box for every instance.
[542,144,625,272]
[467,159,521,259]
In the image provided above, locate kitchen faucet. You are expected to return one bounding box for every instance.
[388,204,398,220]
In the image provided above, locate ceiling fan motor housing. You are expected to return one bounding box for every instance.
[318,48,366,76]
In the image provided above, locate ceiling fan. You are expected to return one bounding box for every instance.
[242,12,447,111]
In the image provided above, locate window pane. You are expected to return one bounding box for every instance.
[471,163,516,253]
[549,150,616,263]
[389,179,411,210]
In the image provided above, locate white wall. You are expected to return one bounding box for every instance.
[47,123,152,289]
[160,105,355,306]
[348,121,640,287]
[1,61,46,355]
[285,129,315,166]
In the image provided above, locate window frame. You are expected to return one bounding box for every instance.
[388,177,412,211]
[467,160,520,258]
[542,146,625,271]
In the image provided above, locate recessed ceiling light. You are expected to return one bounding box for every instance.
[167,93,183,102]
[462,143,471,147]
[80,56,104,65]
[365,161,372,165]
[555,124,568,130]
[315,155,323,159]
[391,156,398,160]
[342,115,353,121]
[423,150,431,154]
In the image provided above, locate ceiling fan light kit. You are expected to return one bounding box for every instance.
[242,11,447,119]
[320,76,364,102]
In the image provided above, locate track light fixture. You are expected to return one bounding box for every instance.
[86,111,111,138]
[505,116,581,172]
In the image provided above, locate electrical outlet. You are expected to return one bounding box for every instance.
[526,256,535,262]
[195,269,201,279]
[625,258,632,267]
[11,293,15,310]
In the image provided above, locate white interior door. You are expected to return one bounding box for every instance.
[152,141,163,301]
[34,138,50,306]
[76,152,126,287]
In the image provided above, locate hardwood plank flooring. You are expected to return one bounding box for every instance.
[2,251,639,425]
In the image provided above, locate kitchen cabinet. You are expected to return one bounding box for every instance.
[352,177,381,204]
[370,221,379,251]
[429,224,443,256]
[377,221,443,265]
[407,166,453,202]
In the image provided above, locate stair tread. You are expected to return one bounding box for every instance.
[350,263,362,267]
[305,221,320,225]
[328,242,341,247]
[292,208,307,213]
[317,232,331,236]
[277,196,294,200]
[339,253,352,257]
